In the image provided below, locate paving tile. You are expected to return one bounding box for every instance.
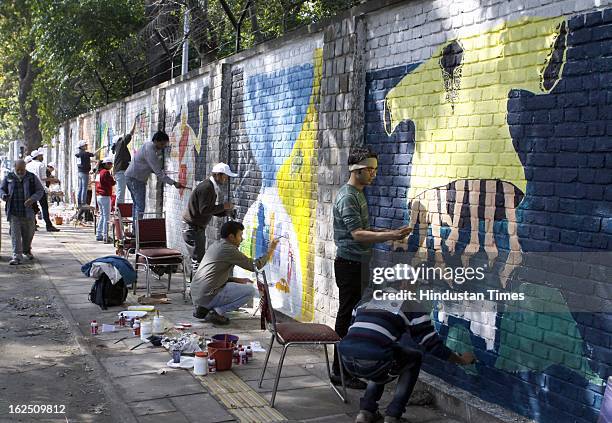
[232,364,311,382]
[100,352,171,377]
[137,411,190,423]
[129,398,176,416]
[300,413,354,423]
[170,393,235,423]
[259,386,356,421]
[115,372,205,402]
[246,374,329,393]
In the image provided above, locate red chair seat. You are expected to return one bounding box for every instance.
[275,322,340,343]
[137,248,183,264]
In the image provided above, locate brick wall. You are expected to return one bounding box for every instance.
[163,74,210,255]
[51,1,612,420]
[361,1,612,422]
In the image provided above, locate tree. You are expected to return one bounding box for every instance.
[0,0,42,152]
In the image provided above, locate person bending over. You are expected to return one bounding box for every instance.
[339,286,475,423]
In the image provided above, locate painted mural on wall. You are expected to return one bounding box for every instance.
[165,81,209,200]
[235,48,323,321]
[126,98,151,154]
[99,107,120,156]
[365,11,611,422]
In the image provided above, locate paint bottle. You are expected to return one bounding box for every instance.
[239,348,247,365]
[246,346,253,359]
[90,320,98,335]
[208,357,216,373]
[133,319,141,337]
[119,313,125,327]
[194,352,208,376]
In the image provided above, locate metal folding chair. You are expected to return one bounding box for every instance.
[255,267,347,407]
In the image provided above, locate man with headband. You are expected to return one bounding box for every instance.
[330,147,412,389]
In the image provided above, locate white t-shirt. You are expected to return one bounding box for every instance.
[26,160,48,192]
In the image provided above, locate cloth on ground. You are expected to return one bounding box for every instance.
[81,255,137,286]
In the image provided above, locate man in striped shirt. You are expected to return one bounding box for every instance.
[332,147,412,388]
[339,289,475,423]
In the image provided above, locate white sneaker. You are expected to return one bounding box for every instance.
[24,253,34,260]
[9,257,21,265]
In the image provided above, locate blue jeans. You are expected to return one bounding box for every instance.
[340,337,423,418]
[78,172,89,205]
[96,196,111,239]
[126,176,146,219]
[115,171,127,204]
[205,282,254,315]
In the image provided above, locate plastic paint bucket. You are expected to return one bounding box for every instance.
[207,341,233,371]
[211,334,239,346]
[140,321,152,340]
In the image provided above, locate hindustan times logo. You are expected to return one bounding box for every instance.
[372,263,486,285]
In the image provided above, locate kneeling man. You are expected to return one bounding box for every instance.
[191,221,278,325]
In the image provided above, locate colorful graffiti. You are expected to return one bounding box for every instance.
[366,10,611,422]
[167,89,208,198]
[127,108,150,153]
[237,48,323,321]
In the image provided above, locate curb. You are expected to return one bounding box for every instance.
[417,371,534,423]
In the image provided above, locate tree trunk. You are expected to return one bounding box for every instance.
[249,0,264,44]
[17,51,42,154]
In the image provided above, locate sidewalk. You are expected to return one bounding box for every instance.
[1,222,467,423]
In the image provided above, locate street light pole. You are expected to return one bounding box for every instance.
[181,7,190,76]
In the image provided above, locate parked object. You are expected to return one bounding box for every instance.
[88,274,128,310]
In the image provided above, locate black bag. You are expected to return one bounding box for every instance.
[88,274,128,310]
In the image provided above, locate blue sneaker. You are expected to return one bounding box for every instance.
[96,236,103,241]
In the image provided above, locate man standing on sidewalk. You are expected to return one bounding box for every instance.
[26,149,60,232]
[0,160,45,265]
[75,140,95,206]
[331,147,412,389]
[111,121,136,204]
[125,130,185,219]
[182,163,236,276]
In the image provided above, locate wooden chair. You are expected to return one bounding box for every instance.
[255,267,347,407]
[134,216,187,300]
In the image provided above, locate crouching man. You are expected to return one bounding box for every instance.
[339,285,475,423]
[0,160,45,265]
[191,221,279,325]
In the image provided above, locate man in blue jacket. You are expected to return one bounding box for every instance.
[339,283,475,423]
[0,160,45,265]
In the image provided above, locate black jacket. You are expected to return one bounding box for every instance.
[182,179,226,228]
[112,133,132,172]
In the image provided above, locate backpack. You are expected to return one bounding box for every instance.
[88,274,128,310]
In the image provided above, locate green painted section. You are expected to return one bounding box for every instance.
[495,283,603,385]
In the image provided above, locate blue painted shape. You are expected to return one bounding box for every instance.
[255,202,269,258]
[244,64,314,186]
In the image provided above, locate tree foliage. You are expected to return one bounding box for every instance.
[0,0,360,149]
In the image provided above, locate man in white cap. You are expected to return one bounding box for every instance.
[26,149,60,232]
[75,140,95,206]
[182,162,237,276]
